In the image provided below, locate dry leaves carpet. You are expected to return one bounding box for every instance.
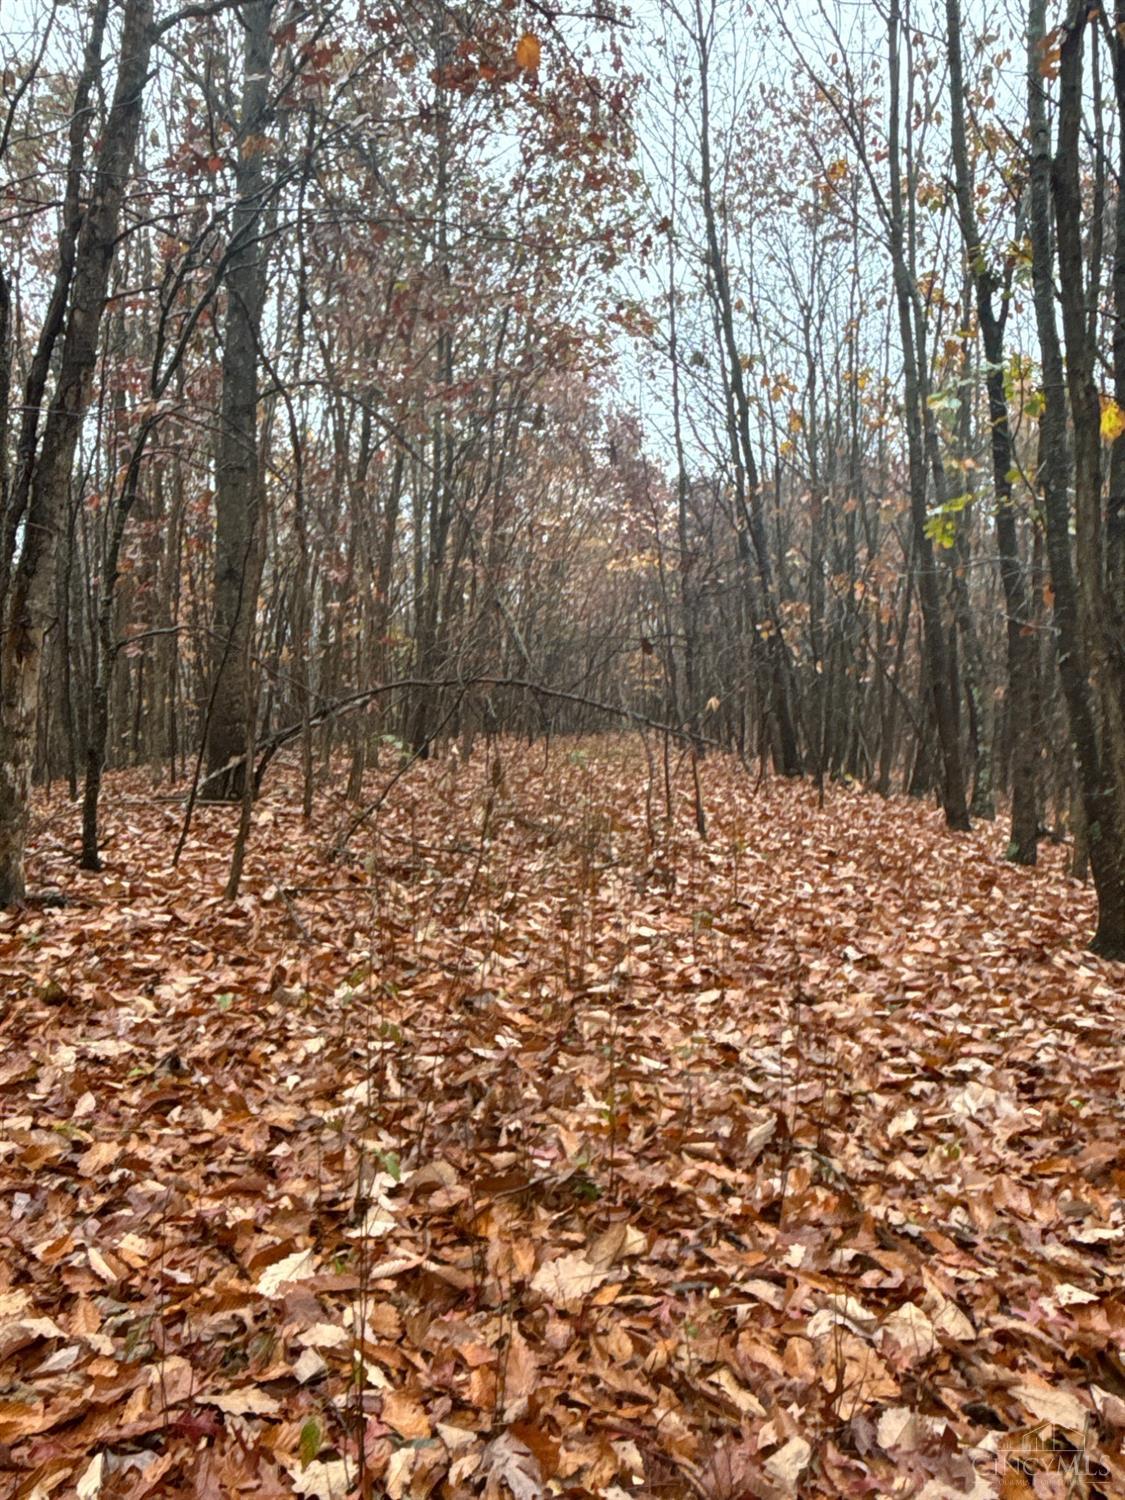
[0,739,1122,1499]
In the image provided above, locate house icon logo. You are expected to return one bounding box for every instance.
[994,1421,1107,1488]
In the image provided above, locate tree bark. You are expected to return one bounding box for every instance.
[0,0,154,902]
[692,0,801,775]
[206,0,275,799]
[887,0,970,831]
[947,0,1039,859]
[1028,0,1125,955]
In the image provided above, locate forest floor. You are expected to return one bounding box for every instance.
[0,738,1122,1500]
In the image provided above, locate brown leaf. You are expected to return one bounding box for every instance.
[381,1389,431,1440]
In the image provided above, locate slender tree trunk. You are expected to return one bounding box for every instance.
[1028,0,1125,955]
[0,268,11,520]
[206,0,274,799]
[409,17,454,756]
[665,199,700,743]
[946,0,1039,854]
[0,0,153,901]
[1113,10,1125,620]
[886,0,970,831]
[0,0,111,616]
[692,0,800,774]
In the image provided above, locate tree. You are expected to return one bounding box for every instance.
[946,0,1040,861]
[0,0,154,901]
[1026,0,1125,955]
[205,0,276,799]
[884,0,970,831]
[688,0,801,774]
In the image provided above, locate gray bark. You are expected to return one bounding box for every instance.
[205,0,275,798]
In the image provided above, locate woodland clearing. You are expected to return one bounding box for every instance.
[0,739,1122,1498]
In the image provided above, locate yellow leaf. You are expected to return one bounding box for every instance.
[515,32,541,70]
[1100,396,1125,442]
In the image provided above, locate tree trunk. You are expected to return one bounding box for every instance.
[946,0,1039,858]
[0,0,153,902]
[887,0,970,831]
[692,0,800,775]
[206,0,275,799]
[1028,0,1125,955]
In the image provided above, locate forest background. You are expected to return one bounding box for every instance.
[1,0,1123,956]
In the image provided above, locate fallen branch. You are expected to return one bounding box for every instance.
[191,673,722,798]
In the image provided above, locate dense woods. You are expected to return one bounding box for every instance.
[1,0,1124,1496]
[2,0,1125,950]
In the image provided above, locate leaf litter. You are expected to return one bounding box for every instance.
[0,739,1122,1497]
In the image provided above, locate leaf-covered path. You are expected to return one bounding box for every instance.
[1,741,1122,1498]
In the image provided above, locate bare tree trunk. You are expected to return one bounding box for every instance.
[0,0,153,902]
[1112,8,1125,623]
[206,0,274,799]
[0,268,11,521]
[0,0,110,616]
[947,0,1039,858]
[887,0,969,831]
[1028,0,1125,955]
[665,175,700,744]
[409,19,455,757]
[691,0,800,775]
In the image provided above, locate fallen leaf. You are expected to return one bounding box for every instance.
[256,1247,317,1297]
[287,1458,351,1498]
[1009,1380,1089,1434]
[77,1140,120,1176]
[530,1251,608,1311]
[205,1387,281,1416]
[76,1453,104,1499]
[764,1435,811,1486]
[382,1388,431,1440]
[294,1346,326,1383]
[298,1322,349,1349]
[1055,1283,1097,1306]
[503,1329,538,1420]
[480,1429,542,1499]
